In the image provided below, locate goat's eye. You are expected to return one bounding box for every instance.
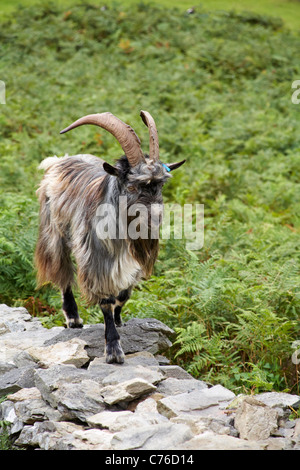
[127,186,136,193]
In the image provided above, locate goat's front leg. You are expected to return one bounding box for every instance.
[62,286,83,328]
[114,288,132,327]
[100,297,125,364]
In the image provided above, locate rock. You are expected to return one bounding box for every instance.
[0,304,64,363]
[0,304,36,332]
[52,380,106,422]
[159,365,194,380]
[7,387,42,402]
[0,366,37,397]
[44,324,106,360]
[124,351,161,367]
[111,422,193,450]
[293,419,300,443]
[87,357,120,379]
[157,377,207,396]
[120,318,174,355]
[2,304,300,450]
[234,397,278,440]
[101,364,163,386]
[171,414,232,436]
[34,364,91,407]
[14,399,62,424]
[0,361,17,374]
[87,397,169,432]
[261,436,293,450]
[255,392,300,409]
[101,378,157,406]
[72,429,114,450]
[44,318,174,359]
[0,400,24,435]
[15,421,84,450]
[157,385,235,419]
[34,365,106,421]
[26,338,89,368]
[135,396,169,425]
[155,355,170,365]
[178,431,265,450]
[87,410,134,431]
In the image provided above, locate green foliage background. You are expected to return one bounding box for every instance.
[0,2,300,393]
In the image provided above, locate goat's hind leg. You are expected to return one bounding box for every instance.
[62,286,83,328]
[100,296,124,364]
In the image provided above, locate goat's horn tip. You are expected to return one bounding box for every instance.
[140,110,147,125]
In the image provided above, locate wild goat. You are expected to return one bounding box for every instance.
[35,111,185,363]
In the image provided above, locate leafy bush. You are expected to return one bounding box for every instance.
[0,2,300,393]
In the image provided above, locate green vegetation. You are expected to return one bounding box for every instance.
[2,0,300,30]
[0,2,300,394]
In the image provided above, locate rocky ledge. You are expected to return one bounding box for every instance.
[0,304,300,450]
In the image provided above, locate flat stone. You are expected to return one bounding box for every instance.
[0,361,17,374]
[52,379,106,421]
[178,431,265,450]
[15,420,84,450]
[0,366,37,397]
[0,327,64,363]
[124,351,160,367]
[256,392,300,409]
[44,324,106,360]
[0,304,34,331]
[34,364,92,407]
[261,437,294,450]
[171,414,231,436]
[72,429,114,450]
[157,377,208,396]
[14,398,62,424]
[101,378,156,406]
[0,304,64,362]
[45,318,174,359]
[7,387,42,402]
[159,365,194,380]
[111,422,193,450]
[26,338,89,368]
[102,364,163,387]
[87,410,134,431]
[157,385,235,419]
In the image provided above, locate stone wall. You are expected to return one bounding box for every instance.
[0,304,300,450]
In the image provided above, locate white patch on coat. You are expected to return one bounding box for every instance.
[110,248,142,293]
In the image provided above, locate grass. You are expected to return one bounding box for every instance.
[1,0,300,30]
[0,1,300,394]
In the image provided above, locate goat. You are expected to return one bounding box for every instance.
[35,111,185,363]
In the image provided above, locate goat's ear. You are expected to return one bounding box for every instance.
[103,162,119,177]
[166,159,186,171]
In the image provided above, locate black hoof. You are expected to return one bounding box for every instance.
[67,317,83,328]
[105,339,125,364]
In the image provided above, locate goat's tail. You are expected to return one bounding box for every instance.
[38,155,60,172]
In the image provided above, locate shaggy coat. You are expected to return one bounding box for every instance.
[35,111,185,364]
[35,153,169,304]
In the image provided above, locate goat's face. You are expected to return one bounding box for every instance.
[104,156,174,230]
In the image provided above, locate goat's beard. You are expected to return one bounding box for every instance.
[126,203,162,279]
[129,235,160,279]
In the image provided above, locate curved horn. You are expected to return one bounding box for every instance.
[60,112,145,167]
[140,110,159,162]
